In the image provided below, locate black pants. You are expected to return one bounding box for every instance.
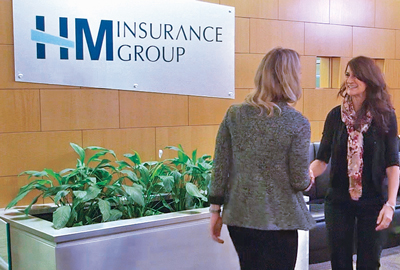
[325,199,385,270]
[227,226,298,270]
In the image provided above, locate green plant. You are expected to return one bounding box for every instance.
[6,143,144,229]
[6,143,213,229]
[160,145,212,212]
[117,145,212,214]
[116,151,170,216]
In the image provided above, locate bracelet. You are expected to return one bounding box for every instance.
[304,177,314,192]
[209,208,221,214]
[385,202,396,212]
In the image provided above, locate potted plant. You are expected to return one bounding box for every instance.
[6,143,146,229]
[0,143,242,270]
[6,143,212,229]
[115,144,212,216]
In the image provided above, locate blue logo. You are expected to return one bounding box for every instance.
[31,16,113,61]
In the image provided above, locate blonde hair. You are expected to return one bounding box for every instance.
[245,47,302,116]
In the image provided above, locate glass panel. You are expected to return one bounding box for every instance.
[0,219,9,269]
[316,57,321,88]
[316,57,331,88]
[319,57,331,88]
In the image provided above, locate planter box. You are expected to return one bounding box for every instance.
[0,205,308,270]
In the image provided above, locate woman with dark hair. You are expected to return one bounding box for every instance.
[209,47,315,270]
[310,56,400,270]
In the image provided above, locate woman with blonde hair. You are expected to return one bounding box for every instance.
[209,47,315,270]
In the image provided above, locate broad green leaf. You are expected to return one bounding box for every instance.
[137,164,150,184]
[108,209,123,221]
[199,154,212,160]
[143,161,159,166]
[44,168,62,184]
[198,161,212,171]
[178,144,185,151]
[53,205,71,229]
[23,194,42,215]
[18,180,51,195]
[59,168,74,175]
[186,183,207,201]
[76,159,84,169]
[96,179,110,187]
[120,170,139,182]
[165,146,180,152]
[34,179,53,186]
[108,149,116,158]
[85,146,108,151]
[159,176,174,192]
[82,186,101,202]
[26,171,47,178]
[92,159,111,171]
[66,208,78,227]
[18,170,41,176]
[86,151,109,164]
[86,146,116,158]
[116,160,131,169]
[98,199,111,222]
[70,143,85,163]
[64,170,79,182]
[178,150,189,164]
[85,216,93,224]
[54,190,70,204]
[192,149,197,163]
[6,189,32,209]
[124,152,141,165]
[161,200,175,212]
[171,170,182,185]
[73,190,87,199]
[123,184,144,206]
[42,190,56,199]
[93,168,112,182]
[88,177,97,185]
[65,207,80,227]
[42,185,69,198]
[18,171,47,182]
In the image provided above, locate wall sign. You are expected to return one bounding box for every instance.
[13,0,235,99]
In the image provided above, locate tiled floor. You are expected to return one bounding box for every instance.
[309,245,400,270]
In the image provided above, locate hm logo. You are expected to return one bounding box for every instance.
[31,16,113,61]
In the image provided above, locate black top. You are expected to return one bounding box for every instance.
[317,105,399,203]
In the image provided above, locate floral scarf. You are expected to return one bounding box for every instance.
[341,96,372,200]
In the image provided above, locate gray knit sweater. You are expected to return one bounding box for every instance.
[209,102,316,231]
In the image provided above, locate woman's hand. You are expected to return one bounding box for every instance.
[377,166,399,231]
[375,204,394,231]
[210,213,224,244]
[304,169,315,192]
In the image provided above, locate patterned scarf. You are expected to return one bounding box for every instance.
[341,96,372,200]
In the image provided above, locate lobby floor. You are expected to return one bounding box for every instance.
[310,245,400,270]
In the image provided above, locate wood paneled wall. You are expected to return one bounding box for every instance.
[2,0,400,207]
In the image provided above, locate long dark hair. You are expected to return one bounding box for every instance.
[338,56,393,132]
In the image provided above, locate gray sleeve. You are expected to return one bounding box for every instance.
[209,109,233,205]
[288,120,312,191]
